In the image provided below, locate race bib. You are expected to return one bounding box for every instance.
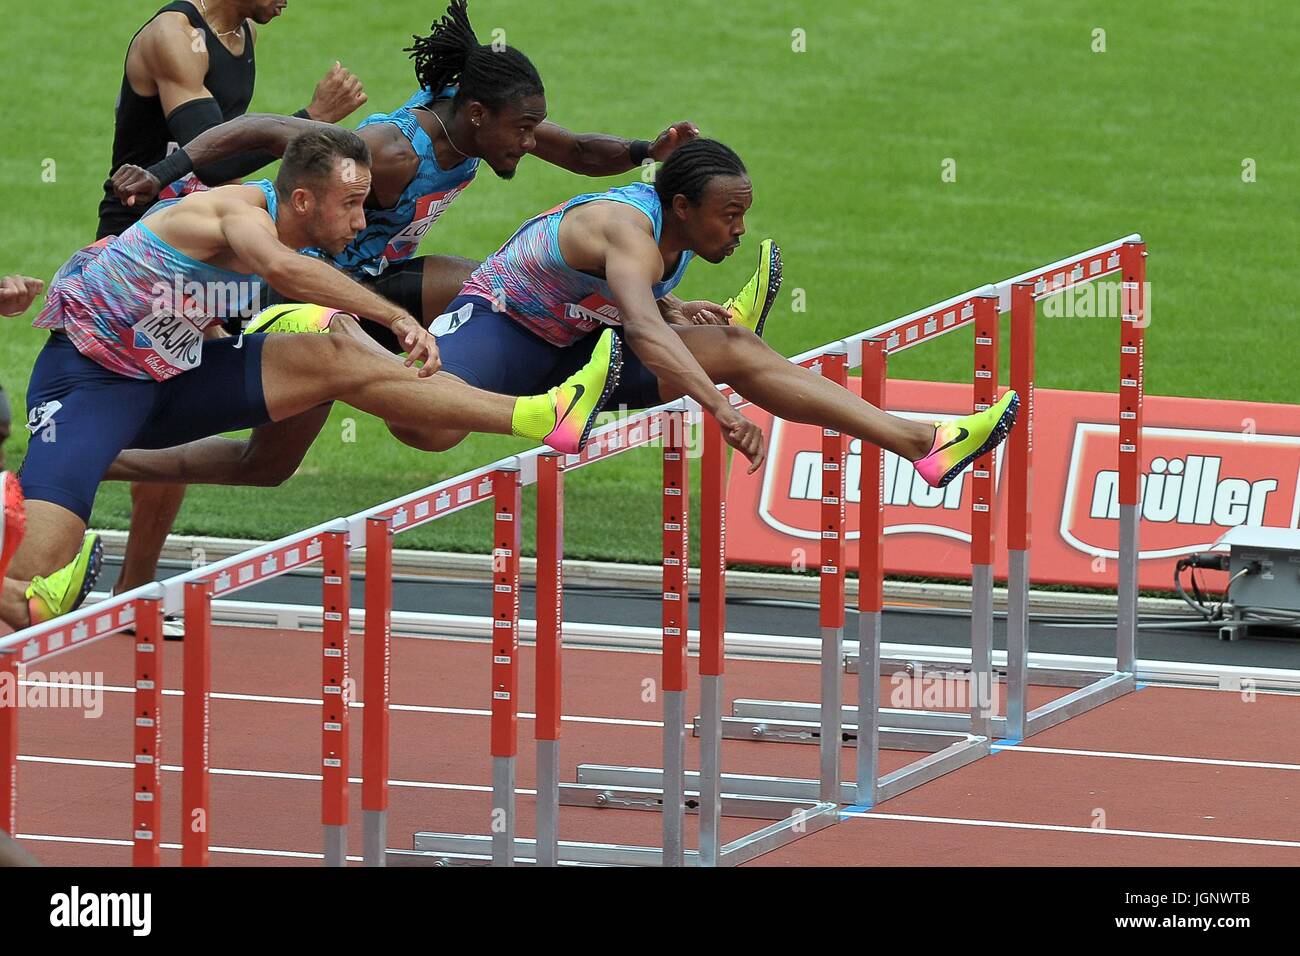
[127,312,205,379]
[383,182,472,262]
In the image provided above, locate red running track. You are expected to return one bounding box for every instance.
[9,624,1300,866]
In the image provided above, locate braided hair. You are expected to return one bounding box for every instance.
[654,139,748,206]
[406,1,544,112]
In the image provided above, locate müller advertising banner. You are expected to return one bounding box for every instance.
[725,379,1300,591]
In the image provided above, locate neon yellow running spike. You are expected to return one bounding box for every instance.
[725,238,783,338]
[511,329,623,454]
[27,533,104,625]
[914,390,1020,489]
[244,303,346,335]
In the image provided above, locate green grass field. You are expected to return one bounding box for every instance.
[1,1,1295,564]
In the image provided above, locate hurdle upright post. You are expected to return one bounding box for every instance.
[661,410,690,866]
[535,453,565,867]
[969,294,1000,739]
[1006,283,1036,741]
[1117,241,1147,675]
[182,579,213,867]
[856,339,887,806]
[321,528,351,867]
[819,348,848,803]
[490,466,522,866]
[698,413,726,866]
[362,516,393,866]
[133,592,165,867]
[0,651,18,847]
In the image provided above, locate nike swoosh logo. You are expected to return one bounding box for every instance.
[933,426,969,456]
[555,384,585,430]
[233,334,245,350]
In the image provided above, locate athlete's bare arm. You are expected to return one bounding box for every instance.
[143,187,440,372]
[128,11,217,112]
[532,120,700,176]
[112,114,319,206]
[112,115,411,210]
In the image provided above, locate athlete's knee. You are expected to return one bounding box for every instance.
[388,423,467,453]
[704,324,768,378]
[130,481,187,509]
[307,332,372,390]
[722,323,767,353]
[240,445,300,487]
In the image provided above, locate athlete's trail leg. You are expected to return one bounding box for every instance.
[260,325,515,436]
[116,483,185,593]
[106,406,334,487]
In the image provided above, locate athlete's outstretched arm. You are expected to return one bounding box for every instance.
[532,120,700,176]
[605,226,765,471]
[113,114,330,207]
[219,206,440,374]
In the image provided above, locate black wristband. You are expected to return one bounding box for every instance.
[629,139,652,165]
[146,148,195,190]
[293,107,312,120]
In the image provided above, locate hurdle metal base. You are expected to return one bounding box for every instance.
[846,656,1110,689]
[410,803,839,868]
[731,672,1135,744]
[701,717,974,753]
[557,782,822,820]
[570,734,986,807]
[1022,671,1136,737]
[731,699,1009,737]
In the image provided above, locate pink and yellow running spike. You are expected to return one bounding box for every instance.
[511,328,623,455]
[913,390,1020,489]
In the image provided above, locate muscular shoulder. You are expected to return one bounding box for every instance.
[128,11,209,93]
[359,124,419,207]
[558,200,655,274]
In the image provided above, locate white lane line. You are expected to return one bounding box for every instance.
[840,811,1300,849]
[992,743,1300,772]
[17,679,663,727]
[17,753,506,793]
[16,832,365,862]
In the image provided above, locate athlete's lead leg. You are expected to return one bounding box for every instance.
[667,325,935,460]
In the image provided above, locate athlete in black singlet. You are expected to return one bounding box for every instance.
[96,0,367,238]
[95,0,368,605]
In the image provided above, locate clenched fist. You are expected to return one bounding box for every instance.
[307,62,368,123]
